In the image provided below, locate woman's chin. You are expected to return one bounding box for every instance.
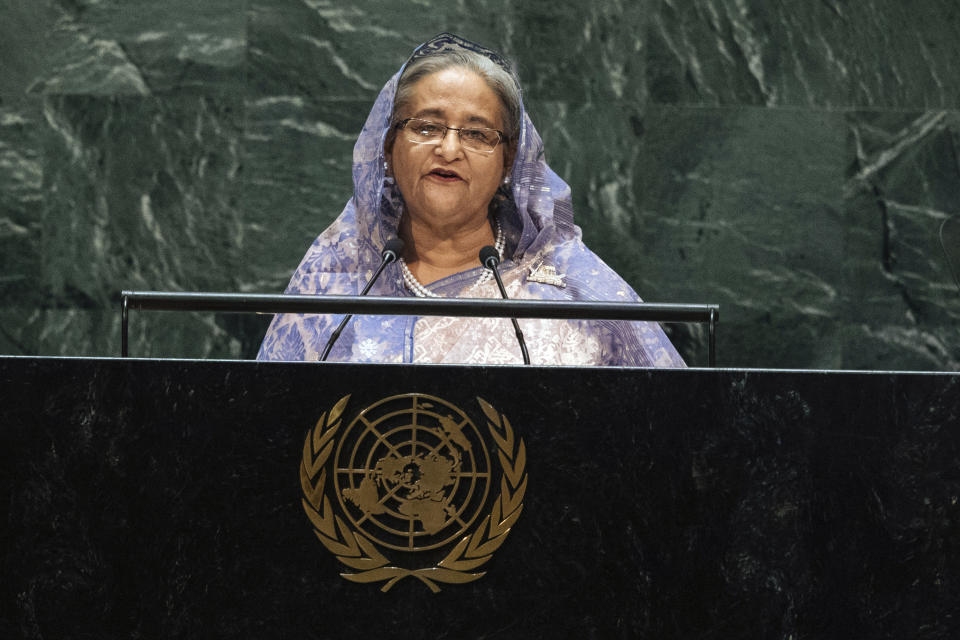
[413,199,483,225]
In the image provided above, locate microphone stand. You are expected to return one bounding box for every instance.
[320,239,403,362]
[480,246,531,365]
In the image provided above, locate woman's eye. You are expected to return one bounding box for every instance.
[466,129,497,145]
[419,124,443,136]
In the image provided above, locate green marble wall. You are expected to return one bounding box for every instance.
[1,0,959,369]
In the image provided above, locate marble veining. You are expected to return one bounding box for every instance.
[649,0,960,108]
[0,0,958,368]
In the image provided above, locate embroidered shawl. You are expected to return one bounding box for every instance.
[257,34,685,368]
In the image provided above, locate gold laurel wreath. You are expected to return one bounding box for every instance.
[299,395,527,593]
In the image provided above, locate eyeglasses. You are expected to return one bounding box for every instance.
[395,118,505,154]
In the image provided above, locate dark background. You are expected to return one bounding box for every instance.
[1,0,959,369]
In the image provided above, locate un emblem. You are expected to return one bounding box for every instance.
[300,393,527,592]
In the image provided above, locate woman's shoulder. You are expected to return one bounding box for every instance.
[299,226,359,271]
[283,213,364,294]
[520,238,642,303]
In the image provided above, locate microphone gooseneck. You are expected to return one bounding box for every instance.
[319,238,404,362]
[479,245,531,365]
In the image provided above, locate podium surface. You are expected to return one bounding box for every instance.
[1,356,958,638]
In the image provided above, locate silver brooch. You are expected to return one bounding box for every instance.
[528,259,566,288]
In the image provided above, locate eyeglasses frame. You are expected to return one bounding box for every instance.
[394,117,506,154]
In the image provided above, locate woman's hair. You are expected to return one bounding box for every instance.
[387,48,522,151]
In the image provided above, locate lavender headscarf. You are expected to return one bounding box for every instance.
[257,33,685,367]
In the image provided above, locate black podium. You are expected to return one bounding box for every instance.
[1,356,958,638]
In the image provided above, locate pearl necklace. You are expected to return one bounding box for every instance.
[399,218,504,298]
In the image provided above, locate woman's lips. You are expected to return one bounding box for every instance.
[427,168,463,182]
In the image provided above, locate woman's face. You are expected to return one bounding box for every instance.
[387,67,509,234]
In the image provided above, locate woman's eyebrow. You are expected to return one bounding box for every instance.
[411,107,445,120]
[411,108,497,128]
[463,114,497,128]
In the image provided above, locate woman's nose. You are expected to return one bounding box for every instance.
[436,128,464,159]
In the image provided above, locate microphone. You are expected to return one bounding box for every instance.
[479,245,531,365]
[319,238,404,362]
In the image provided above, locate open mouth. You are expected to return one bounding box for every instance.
[428,168,463,181]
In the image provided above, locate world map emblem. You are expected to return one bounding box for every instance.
[300,393,527,592]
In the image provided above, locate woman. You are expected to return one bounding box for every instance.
[257,33,684,367]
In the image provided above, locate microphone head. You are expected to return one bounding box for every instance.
[479,245,500,269]
[382,238,405,262]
